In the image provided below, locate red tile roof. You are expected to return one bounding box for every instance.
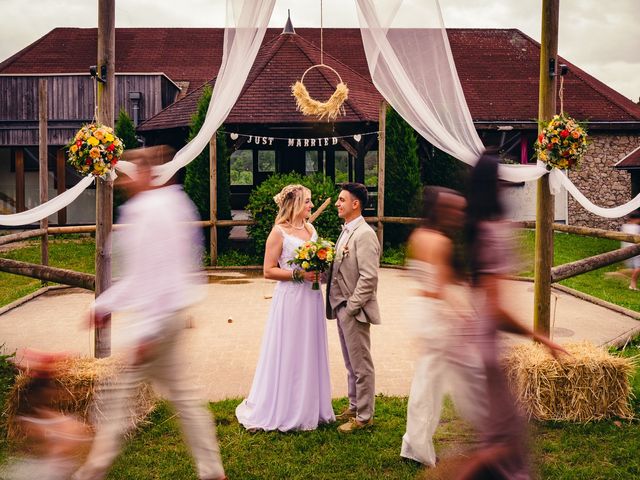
[137,32,381,130]
[2,27,639,128]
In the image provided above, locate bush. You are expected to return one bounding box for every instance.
[385,106,422,245]
[114,109,139,219]
[184,85,232,253]
[246,173,342,254]
[421,144,470,193]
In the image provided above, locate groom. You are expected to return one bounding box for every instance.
[326,182,381,433]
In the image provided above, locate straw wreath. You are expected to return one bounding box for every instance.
[292,64,349,121]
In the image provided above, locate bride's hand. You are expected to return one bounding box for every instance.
[302,271,318,282]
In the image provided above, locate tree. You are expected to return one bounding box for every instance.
[385,106,422,244]
[113,109,139,218]
[184,85,232,255]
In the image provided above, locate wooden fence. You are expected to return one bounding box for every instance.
[1,220,640,290]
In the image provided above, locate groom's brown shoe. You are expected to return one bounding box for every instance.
[337,417,373,433]
[335,408,357,422]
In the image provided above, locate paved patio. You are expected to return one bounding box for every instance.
[1,268,639,401]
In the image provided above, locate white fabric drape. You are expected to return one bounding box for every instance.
[153,0,276,185]
[550,169,640,218]
[355,0,485,167]
[354,0,640,218]
[0,0,275,226]
[0,176,94,226]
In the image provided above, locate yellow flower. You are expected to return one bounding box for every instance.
[105,133,114,142]
[302,261,310,269]
[87,136,100,146]
[90,147,101,159]
[70,144,78,153]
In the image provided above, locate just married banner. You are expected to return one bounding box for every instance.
[224,130,380,148]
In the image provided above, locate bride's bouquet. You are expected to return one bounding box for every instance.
[288,239,335,290]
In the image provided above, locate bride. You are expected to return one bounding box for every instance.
[236,184,335,431]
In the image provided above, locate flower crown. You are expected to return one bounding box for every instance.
[273,185,304,208]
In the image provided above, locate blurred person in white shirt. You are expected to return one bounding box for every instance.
[73,148,226,480]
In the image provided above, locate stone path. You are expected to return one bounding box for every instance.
[1,269,639,401]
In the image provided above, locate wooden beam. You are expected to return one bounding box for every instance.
[0,229,48,246]
[15,148,25,213]
[521,221,640,244]
[210,131,218,266]
[309,197,331,223]
[0,258,95,291]
[94,0,115,358]
[551,243,640,283]
[377,101,387,252]
[533,0,559,338]
[56,149,67,225]
[338,138,358,158]
[39,78,49,269]
[380,216,419,225]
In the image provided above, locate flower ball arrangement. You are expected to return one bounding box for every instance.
[534,114,588,170]
[67,124,123,177]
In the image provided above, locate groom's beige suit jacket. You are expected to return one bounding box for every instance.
[326,220,381,324]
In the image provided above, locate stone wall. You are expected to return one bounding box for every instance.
[567,133,640,230]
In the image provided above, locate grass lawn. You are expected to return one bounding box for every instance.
[518,231,639,312]
[1,233,639,478]
[0,235,95,307]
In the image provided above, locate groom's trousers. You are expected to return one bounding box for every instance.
[335,304,375,423]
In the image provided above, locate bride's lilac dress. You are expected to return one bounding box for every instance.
[236,226,335,431]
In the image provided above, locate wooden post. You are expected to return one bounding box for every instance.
[94,0,115,358]
[376,101,386,253]
[38,78,49,269]
[15,148,25,213]
[533,0,559,337]
[56,149,67,225]
[209,132,218,266]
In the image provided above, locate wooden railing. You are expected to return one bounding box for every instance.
[1,219,639,289]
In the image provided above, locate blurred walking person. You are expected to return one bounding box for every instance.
[72,148,226,480]
[459,153,567,480]
[400,187,485,467]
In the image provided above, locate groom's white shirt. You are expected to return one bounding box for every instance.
[336,215,364,252]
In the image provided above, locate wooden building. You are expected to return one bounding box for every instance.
[1,23,639,227]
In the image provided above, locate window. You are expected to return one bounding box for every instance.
[364,150,378,186]
[258,150,275,172]
[230,150,253,185]
[334,151,349,183]
[305,151,318,174]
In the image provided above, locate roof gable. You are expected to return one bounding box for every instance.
[2,27,638,126]
[138,31,381,130]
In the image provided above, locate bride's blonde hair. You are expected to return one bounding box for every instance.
[274,184,311,225]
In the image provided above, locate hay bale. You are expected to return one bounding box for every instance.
[503,342,636,422]
[4,355,156,442]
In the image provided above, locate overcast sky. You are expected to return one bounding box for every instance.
[0,0,638,102]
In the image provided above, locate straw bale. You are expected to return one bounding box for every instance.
[503,342,636,422]
[4,355,156,442]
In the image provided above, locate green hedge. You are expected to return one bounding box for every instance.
[246,173,342,253]
[184,85,232,253]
